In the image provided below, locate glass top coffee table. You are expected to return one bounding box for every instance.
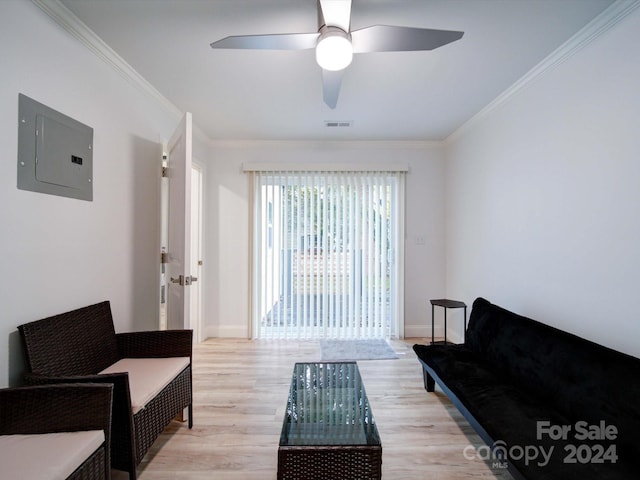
[278,362,382,480]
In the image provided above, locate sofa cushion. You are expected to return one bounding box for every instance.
[100,357,190,414]
[0,430,104,480]
[414,343,572,446]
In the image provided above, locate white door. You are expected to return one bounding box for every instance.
[166,113,193,330]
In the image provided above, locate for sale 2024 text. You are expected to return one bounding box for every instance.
[537,420,618,465]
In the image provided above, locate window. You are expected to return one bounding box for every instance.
[250,169,405,339]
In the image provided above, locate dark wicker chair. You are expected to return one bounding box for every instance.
[18,300,193,480]
[0,383,113,480]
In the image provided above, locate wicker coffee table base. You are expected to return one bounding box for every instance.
[277,444,382,480]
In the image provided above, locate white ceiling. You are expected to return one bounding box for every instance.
[59,0,615,142]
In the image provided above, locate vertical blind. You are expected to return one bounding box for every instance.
[250,169,404,339]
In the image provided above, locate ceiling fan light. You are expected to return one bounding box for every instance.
[316,27,353,71]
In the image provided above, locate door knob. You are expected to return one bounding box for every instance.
[170,275,197,286]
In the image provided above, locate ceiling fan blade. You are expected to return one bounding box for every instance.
[322,68,344,109]
[210,32,319,50]
[351,25,463,53]
[318,0,352,31]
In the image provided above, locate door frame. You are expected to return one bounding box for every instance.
[190,162,204,342]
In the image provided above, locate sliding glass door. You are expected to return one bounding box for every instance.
[251,170,404,340]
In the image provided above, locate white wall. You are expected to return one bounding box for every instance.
[444,6,640,356]
[202,141,446,339]
[0,1,184,387]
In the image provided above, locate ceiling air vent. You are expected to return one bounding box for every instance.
[324,120,353,128]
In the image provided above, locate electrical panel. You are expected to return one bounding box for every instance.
[17,93,93,201]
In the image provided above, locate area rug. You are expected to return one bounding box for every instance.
[319,339,399,361]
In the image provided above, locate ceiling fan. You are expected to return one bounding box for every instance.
[210,0,463,109]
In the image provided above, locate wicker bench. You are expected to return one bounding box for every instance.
[18,301,193,480]
[0,383,113,480]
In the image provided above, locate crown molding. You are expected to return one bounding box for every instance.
[32,0,181,117]
[31,0,210,143]
[208,139,443,150]
[242,162,410,172]
[445,0,640,145]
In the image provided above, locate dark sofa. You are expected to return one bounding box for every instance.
[413,297,640,480]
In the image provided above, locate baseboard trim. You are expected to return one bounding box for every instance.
[204,325,249,339]
[404,324,464,344]
[405,324,440,339]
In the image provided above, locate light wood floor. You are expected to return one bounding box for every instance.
[114,338,512,479]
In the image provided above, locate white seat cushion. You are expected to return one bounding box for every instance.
[0,430,104,480]
[100,357,190,414]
